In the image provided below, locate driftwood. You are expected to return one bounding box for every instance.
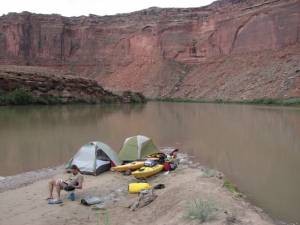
[130,189,157,211]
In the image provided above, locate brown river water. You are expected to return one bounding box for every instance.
[0,102,300,223]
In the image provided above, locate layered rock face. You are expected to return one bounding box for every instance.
[0,0,299,100]
[0,66,145,104]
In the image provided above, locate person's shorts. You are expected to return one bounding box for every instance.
[64,185,75,191]
[56,179,75,191]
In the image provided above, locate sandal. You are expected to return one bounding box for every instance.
[48,199,63,204]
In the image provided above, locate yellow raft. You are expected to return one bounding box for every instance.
[111,161,145,172]
[132,164,164,179]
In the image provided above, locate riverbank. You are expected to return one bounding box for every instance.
[0,154,277,225]
[0,166,64,193]
[152,97,300,106]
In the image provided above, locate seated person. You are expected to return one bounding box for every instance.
[166,149,179,171]
[170,149,179,159]
[47,165,84,202]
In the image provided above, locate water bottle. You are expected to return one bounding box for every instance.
[68,192,75,201]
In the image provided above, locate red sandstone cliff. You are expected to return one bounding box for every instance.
[0,0,299,100]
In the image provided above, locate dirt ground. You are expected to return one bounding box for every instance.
[0,159,276,225]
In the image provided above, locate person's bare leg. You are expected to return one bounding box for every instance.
[47,180,55,199]
[55,182,62,200]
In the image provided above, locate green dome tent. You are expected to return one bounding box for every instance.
[66,142,122,175]
[118,135,159,161]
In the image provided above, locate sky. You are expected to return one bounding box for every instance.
[0,0,216,17]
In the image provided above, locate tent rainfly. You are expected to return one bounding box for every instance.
[66,142,122,175]
[118,135,159,161]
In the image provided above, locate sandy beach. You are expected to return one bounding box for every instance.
[0,154,277,225]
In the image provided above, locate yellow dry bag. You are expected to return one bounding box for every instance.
[128,183,152,193]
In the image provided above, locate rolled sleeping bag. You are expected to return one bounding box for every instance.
[81,196,103,206]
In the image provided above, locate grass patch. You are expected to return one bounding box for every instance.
[184,197,218,223]
[96,209,110,225]
[152,97,300,106]
[242,98,300,105]
[201,168,217,178]
[223,179,240,195]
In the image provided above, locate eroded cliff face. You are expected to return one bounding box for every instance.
[0,0,299,100]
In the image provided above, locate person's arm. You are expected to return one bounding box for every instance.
[63,176,72,184]
[74,176,83,189]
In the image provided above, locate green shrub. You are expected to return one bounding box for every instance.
[241,98,300,105]
[0,88,4,95]
[153,97,207,103]
[102,95,118,103]
[279,98,300,105]
[130,93,144,103]
[184,197,218,223]
[35,95,62,105]
[0,95,6,105]
[223,179,239,194]
[122,91,147,103]
[1,89,34,105]
[0,89,65,105]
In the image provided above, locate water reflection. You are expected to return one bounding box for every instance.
[0,104,145,176]
[0,102,300,223]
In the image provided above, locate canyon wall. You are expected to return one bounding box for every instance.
[0,0,299,100]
